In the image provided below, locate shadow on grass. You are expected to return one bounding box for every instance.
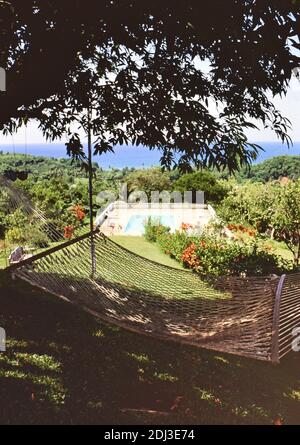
[0,273,299,425]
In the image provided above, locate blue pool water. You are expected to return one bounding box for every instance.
[124,215,176,235]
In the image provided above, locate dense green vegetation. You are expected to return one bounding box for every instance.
[1,153,300,268]
[0,152,132,184]
[237,156,300,182]
[215,155,300,183]
[143,219,293,277]
[126,168,174,200]
[0,154,132,253]
[173,170,228,203]
[0,153,90,177]
[218,181,300,266]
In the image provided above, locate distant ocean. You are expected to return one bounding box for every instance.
[0,141,300,169]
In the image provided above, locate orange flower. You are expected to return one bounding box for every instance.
[227,224,256,237]
[71,204,86,221]
[181,243,200,268]
[64,225,75,239]
[180,222,193,231]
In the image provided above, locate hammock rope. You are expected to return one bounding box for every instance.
[7,230,300,363]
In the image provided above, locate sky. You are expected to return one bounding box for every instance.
[0,77,299,146]
[246,76,300,142]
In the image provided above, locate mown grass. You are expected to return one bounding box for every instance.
[0,254,7,269]
[111,235,184,269]
[0,240,64,271]
[268,239,294,262]
[0,272,300,425]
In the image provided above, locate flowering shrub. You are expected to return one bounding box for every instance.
[71,204,86,222]
[154,229,292,277]
[182,238,290,276]
[227,223,256,237]
[180,222,194,231]
[156,230,193,261]
[64,225,75,239]
[144,218,170,242]
[181,242,200,268]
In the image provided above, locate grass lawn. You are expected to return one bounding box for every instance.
[0,240,64,271]
[0,273,300,425]
[0,254,7,269]
[269,239,294,262]
[111,235,184,269]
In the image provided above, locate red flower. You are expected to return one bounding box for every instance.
[64,225,75,239]
[71,204,86,221]
[181,243,200,268]
[180,222,193,231]
[227,224,256,237]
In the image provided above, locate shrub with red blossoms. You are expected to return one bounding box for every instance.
[64,225,75,239]
[71,204,86,222]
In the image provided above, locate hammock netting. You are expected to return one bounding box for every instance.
[7,231,300,363]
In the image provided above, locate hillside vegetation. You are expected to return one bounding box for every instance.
[1,153,299,270]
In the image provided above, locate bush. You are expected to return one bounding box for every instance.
[6,225,49,248]
[26,227,50,248]
[154,228,292,277]
[6,227,26,245]
[144,218,170,242]
[181,239,290,277]
[156,230,193,261]
[173,170,227,204]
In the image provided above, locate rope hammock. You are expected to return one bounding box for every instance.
[7,230,300,364]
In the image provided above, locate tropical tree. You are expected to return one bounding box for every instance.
[219,179,300,267]
[238,156,300,182]
[273,181,300,266]
[0,1,300,171]
[126,168,172,199]
[173,170,227,203]
[218,181,278,232]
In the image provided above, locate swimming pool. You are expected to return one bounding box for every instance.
[124,215,176,235]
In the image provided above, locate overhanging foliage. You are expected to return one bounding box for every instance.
[0,1,300,171]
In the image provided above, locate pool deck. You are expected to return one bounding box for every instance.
[96,202,216,236]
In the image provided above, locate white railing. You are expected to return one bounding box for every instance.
[95,201,116,228]
[207,204,217,219]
